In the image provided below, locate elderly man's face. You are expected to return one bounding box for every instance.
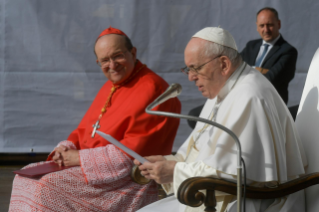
[184,38,226,99]
[256,10,281,42]
[95,34,136,85]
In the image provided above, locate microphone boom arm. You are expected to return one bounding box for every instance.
[145,106,243,212]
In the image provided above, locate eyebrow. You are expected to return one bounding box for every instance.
[190,63,202,69]
[259,23,274,26]
[99,51,123,60]
[187,62,199,68]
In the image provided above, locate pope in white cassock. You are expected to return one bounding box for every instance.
[135,27,307,212]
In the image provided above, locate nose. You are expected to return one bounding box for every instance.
[188,71,197,82]
[108,59,118,70]
[264,26,270,32]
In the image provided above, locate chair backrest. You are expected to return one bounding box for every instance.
[295,48,319,212]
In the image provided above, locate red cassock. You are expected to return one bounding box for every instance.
[10,60,181,212]
[66,60,181,157]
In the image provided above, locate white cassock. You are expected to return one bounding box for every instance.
[138,62,307,212]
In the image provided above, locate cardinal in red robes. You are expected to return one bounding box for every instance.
[9,27,181,212]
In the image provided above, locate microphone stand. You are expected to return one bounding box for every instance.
[146,103,243,212]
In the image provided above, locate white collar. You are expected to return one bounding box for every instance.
[262,34,281,47]
[217,62,246,102]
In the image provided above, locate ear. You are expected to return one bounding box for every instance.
[278,19,281,30]
[130,47,137,61]
[219,56,232,76]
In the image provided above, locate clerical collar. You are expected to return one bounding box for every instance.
[262,34,281,47]
[217,62,246,102]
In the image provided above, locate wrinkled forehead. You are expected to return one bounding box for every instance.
[95,34,127,54]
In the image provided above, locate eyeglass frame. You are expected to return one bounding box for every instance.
[96,50,129,68]
[181,55,222,75]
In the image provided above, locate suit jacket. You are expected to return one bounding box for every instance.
[240,36,298,104]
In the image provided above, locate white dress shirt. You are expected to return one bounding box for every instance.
[254,34,281,67]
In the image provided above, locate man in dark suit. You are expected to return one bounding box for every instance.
[241,7,298,104]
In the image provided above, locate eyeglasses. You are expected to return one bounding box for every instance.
[181,55,221,75]
[97,50,128,68]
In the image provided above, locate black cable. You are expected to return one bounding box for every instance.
[241,157,246,212]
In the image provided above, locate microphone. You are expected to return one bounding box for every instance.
[145,83,244,212]
[147,83,182,110]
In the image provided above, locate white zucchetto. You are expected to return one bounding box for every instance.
[192,27,238,51]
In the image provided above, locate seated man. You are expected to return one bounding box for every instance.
[188,7,298,129]
[241,7,298,104]
[135,27,307,212]
[9,27,181,212]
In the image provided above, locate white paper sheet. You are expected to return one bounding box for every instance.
[96,131,148,164]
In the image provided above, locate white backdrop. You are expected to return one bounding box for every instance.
[1,0,319,152]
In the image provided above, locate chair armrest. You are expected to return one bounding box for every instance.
[177,173,319,211]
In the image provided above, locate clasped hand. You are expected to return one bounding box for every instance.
[134,155,177,184]
[52,145,80,167]
[255,66,269,74]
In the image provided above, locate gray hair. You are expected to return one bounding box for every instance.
[203,41,242,66]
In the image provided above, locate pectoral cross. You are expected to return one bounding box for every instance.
[91,120,100,138]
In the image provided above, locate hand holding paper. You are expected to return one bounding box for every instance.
[135,155,177,184]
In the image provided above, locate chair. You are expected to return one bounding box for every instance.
[177,48,319,212]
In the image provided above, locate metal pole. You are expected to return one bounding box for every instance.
[146,106,242,212]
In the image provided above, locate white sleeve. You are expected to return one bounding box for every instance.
[173,160,262,198]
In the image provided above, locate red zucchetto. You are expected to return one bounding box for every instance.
[96,26,128,42]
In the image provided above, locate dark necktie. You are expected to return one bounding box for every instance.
[255,44,269,67]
